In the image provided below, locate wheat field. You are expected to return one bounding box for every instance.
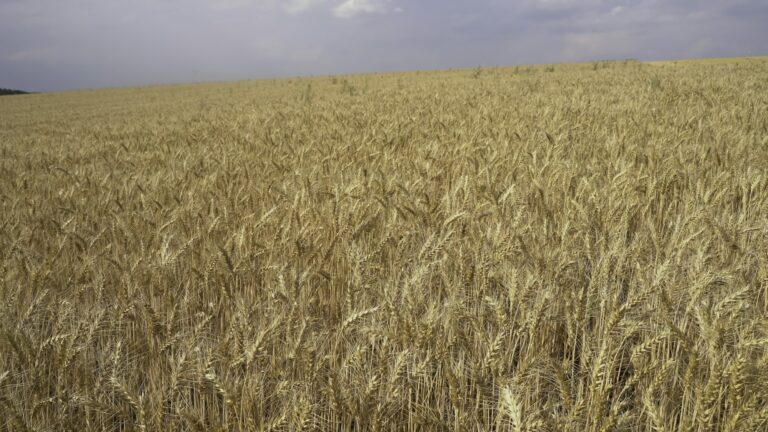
[1,57,767,431]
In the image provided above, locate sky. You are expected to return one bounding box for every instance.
[1,0,767,91]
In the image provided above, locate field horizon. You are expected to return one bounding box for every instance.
[4,55,767,96]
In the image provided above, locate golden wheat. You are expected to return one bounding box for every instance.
[1,57,767,431]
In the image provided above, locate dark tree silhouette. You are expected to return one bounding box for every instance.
[0,88,31,96]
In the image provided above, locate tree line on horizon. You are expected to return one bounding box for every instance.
[0,88,32,96]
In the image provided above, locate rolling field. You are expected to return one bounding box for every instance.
[1,57,768,431]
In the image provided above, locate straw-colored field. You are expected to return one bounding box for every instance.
[1,57,767,431]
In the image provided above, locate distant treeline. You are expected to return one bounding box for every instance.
[0,88,31,96]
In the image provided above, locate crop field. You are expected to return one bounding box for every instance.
[1,57,767,431]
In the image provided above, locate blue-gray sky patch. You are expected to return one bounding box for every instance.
[1,0,766,91]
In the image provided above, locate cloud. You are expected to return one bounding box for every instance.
[562,29,635,60]
[207,0,256,10]
[284,0,322,14]
[6,48,56,63]
[530,0,603,11]
[333,0,393,18]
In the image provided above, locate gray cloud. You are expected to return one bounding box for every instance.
[1,0,765,91]
[333,0,398,18]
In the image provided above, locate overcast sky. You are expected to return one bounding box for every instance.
[1,0,766,91]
